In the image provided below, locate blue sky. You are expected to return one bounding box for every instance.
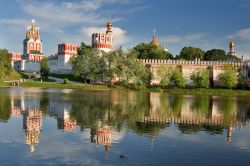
[0,0,250,57]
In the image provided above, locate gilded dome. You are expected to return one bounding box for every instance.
[107,21,112,26]
[150,36,160,46]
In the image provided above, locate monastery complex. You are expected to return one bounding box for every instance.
[9,19,250,87]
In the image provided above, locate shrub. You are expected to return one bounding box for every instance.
[170,69,186,88]
[63,78,70,84]
[191,70,209,88]
[218,65,237,89]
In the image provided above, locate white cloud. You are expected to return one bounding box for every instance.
[0,0,144,54]
[160,33,205,45]
[83,27,130,48]
[227,28,250,41]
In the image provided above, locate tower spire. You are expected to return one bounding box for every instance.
[106,15,112,34]
[153,28,156,38]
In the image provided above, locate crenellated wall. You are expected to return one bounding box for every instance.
[138,59,249,87]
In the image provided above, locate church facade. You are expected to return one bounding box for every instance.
[12,19,45,72]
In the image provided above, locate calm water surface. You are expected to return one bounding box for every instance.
[0,88,249,166]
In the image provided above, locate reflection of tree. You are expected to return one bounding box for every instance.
[71,91,150,132]
[169,95,183,116]
[203,125,224,135]
[217,97,237,126]
[178,124,203,134]
[40,92,49,115]
[191,95,210,117]
[132,122,167,138]
[0,95,11,123]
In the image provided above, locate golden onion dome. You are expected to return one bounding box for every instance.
[107,21,112,26]
[150,36,160,46]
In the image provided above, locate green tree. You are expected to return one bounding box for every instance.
[204,49,227,61]
[0,62,5,82]
[237,71,247,89]
[122,50,148,87]
[0,49,12,80]
[218,64,237,89]
[191,69,209,88]
[179,47,205,60]
[156,65,171,88]
[40,58,49,80]
[132,43,173,59]
[71,43,99,83]
[170,69,186,88]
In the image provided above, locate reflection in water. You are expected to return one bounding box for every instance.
[0,88,250,156]
[24,109,42,152]
[91,120,112,159]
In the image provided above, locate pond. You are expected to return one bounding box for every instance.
[0,88,249,166]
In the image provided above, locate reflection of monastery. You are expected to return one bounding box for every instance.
[8,90,250,153]
[145,92,249,142]
[10,90,42,152]
[48,94,77,132]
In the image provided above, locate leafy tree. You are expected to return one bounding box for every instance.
[170,69,186,88]
[218,64,237,89]
[156,65,171,88]
[204,49,227,61]
[0,62,4,82]
[122,50,148,87]
[40,58,49,80]
[132,43,173,59]
[0,49,12,80]
[179,47,205,60]
[191,69,209,88]
[71,43,99,83]
[237,71,247,89]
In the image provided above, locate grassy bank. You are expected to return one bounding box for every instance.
[18,80,111,90]
[1,80,250,95]
[162,88,250,95]
[49,73,83,82]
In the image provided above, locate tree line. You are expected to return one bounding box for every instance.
[133,43,237,61]
[70,43,245,89]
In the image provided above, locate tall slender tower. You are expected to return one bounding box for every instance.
[23,19,44,61]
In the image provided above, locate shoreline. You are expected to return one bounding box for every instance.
[1,81,250,95]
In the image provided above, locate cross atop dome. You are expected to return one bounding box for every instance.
[150,28,160,46]
[31,19,36,24]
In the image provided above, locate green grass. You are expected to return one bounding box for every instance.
[49,73,83,82]
[162,88,250,96]
[1,78,250,96]
[3,71,21,81]
[18,80,111,90]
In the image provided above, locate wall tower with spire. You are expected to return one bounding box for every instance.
[92,17,113,53]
